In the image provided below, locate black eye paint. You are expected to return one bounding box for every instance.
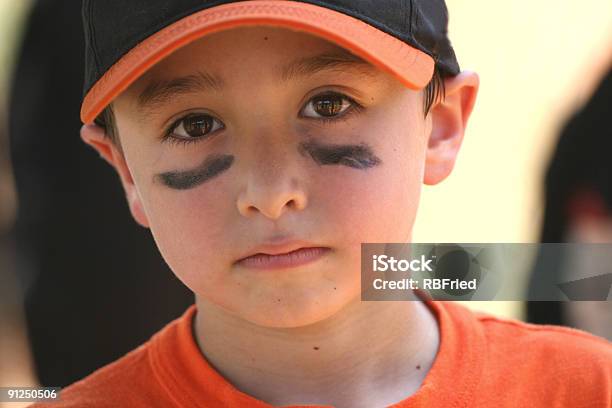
[298,141,382,170]
[156,154,234,190]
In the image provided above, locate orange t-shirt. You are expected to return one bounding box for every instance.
[30,300,612,407]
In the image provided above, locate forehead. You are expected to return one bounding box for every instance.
[149,25,376,76]
[119,26,388,105]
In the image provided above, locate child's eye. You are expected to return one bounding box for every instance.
[300,92,361,121]
[165,113,224,142]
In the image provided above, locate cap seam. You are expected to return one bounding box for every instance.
[408,0,414,37]
[402,0,408,37]
[405,5,442,67]
[86,0,102,81]
[405,0,436,62]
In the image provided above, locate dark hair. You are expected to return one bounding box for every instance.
[95,66,447,145]
[94,104,120,147]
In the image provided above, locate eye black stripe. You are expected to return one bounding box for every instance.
[299,141,381,170]
[156,154,234,190]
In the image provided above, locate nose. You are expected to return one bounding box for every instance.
[236,150,308,220]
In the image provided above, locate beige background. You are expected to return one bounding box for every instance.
[415,0,612,318]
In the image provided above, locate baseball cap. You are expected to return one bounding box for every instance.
[81,0,460,124]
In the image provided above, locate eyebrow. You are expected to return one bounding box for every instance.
[136,50,377,112]
[137,71,224,110]
[279,50,377,82]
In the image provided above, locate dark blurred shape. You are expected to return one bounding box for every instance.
[527,68,612,326]
[8,0,193,387]
[557,273,612,301]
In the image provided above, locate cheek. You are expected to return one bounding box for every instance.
[332,125,425,247]
[317,134,425,251]
[138,174,234,291]
[120,129,237,293]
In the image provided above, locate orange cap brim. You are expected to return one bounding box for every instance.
[81,0,435,124]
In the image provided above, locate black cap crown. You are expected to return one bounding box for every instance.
[82,0,459,98]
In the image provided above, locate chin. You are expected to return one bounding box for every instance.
[237,290,360,329]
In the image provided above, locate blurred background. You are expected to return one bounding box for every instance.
[0,1,194,403]
[0,0,611,401]
[415,0,612,320]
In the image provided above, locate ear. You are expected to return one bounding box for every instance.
[80,124,150,228]
[424,71,479,185]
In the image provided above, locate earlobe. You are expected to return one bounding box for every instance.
[424,71,479,185]
[125,187,150,228]
[80,124,150,228]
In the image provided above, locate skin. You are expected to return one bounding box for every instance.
[82,26,478,407]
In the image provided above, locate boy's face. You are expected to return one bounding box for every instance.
[86,26,475,328]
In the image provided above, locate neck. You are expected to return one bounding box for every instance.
[193,295,440,407]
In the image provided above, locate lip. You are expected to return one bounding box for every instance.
[235,243,330,270]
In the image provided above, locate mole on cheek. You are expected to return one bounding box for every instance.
[155,154,234,190]
[298,141,382,170]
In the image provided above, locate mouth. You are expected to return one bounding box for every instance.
[235,246,331,270]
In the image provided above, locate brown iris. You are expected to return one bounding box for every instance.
[312,94,344,117]
[182,114,214,137]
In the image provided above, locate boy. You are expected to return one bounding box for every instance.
[31,1,611,407]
